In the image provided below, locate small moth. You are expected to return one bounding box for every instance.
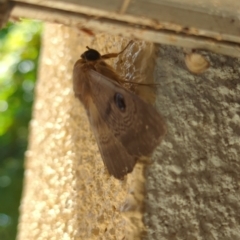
[73,41,166,179]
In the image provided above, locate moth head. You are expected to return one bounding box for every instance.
[81,47,101,61]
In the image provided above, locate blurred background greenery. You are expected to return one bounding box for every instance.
[0,20,42,240]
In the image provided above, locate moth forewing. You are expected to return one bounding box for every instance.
[88,70,166,156]
[73,42,166,179]
[88,103,137,179]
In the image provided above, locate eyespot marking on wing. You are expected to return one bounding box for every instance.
[114,93,126,112]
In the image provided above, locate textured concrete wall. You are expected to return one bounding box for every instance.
[144,46,240,239]
[17,23,240,240]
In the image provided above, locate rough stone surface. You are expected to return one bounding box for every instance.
[17,23,154,240]
[144,46,240,240]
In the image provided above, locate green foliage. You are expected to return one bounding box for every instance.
[0,20,42,240]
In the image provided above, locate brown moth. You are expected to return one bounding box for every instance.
[73,41,166,179]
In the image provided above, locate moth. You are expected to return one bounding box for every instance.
[73,41,166,179]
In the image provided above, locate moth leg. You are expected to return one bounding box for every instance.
[101,40,134,59]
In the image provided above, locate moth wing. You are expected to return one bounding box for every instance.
[73,64,147,178]
[88,69,166,160]
[88,103,136,179]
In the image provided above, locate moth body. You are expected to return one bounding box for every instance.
[73,42,166,179]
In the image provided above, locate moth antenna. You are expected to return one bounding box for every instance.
[116,40,134,55]
[102,40,134,59]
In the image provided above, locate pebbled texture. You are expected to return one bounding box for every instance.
[144,45,240,240]
[17,24,152,240]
